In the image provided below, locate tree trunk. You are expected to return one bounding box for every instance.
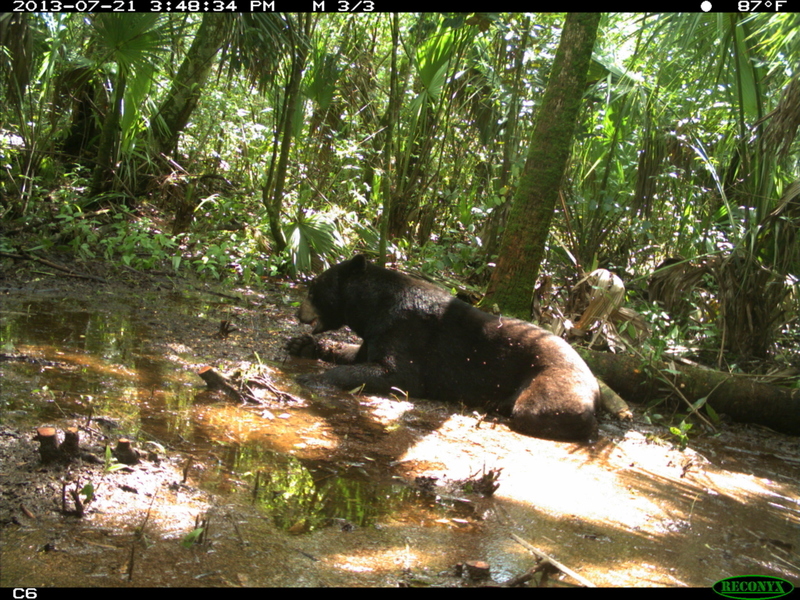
[483,14,600,318]
[89,69,126,197]
[483,16,531,263]
[581,349,800,436]
[150,14,230,158]
[264,14,312,252]
[378,14,401,266]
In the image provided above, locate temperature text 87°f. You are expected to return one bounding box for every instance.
[738,0,788,10]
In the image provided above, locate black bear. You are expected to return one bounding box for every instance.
[287,255,599,441]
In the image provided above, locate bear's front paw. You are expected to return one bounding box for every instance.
[287,333,320,359]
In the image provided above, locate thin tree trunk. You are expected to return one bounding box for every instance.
[483,16,531,262]
[264,14,312,252]
[378,13,400,266]
[150,14,230,157]
[89,69,126,197]
[483,14,600,318]
[384,13,434,241]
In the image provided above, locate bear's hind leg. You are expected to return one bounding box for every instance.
[508,371,597,441]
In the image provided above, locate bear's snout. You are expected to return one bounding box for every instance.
[298,298,325,333]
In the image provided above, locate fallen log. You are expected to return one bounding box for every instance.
[579,349,800,436]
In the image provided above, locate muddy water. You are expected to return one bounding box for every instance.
[1,288,799,587]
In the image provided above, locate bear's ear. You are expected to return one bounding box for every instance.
[350,254,369,272]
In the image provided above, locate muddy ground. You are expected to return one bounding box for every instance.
[1,258,799,588]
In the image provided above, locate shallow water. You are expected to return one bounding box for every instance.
[1,289,799,587]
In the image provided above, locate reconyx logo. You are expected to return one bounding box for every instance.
[713,575,794,599]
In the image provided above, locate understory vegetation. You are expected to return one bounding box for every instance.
[1,12,799,379]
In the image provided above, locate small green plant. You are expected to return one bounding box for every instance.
[103,444,128,473]
[192,242,229,279]
[78,482,95,505]
[669,420,693,450]
[180,527,205,548]
[65,480,96,517]
[33,385,55,400]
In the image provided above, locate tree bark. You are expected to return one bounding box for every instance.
[378,13,400,266]
[89,68,126,197]
[581,349,800,436]
[150,14,230,157]
[483,14,600,318]
[264,14,312,252]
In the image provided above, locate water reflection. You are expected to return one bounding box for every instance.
[2,296,799,587]
[0,300,459,536]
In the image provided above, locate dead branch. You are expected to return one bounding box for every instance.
[511,533,596,588]
[197,366,243,401]
[1,250,107,283]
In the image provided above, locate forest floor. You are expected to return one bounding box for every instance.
[1,255,798,588]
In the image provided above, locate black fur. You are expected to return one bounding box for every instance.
[288,255,599,441]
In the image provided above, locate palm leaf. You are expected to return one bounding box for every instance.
[283,211,342,274]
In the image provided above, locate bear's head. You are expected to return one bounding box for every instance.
[297,255,369,334]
